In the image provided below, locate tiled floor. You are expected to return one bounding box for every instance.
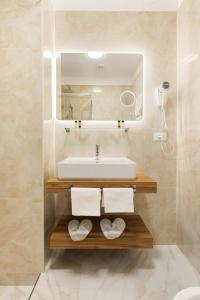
[0,286,33,300]
[30,246,200,300]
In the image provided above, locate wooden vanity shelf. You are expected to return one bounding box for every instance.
[48,171,156,249]
[46,171,157,194]
[50,214,153,249]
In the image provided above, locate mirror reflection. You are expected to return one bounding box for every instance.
[57,53,143,121]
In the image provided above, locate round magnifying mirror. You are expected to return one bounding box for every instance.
[120,90,136,107]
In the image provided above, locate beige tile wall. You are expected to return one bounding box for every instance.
[177,0,200,272]
[55,12,177,244]
[0,1,43,285]
[0,0,54,285]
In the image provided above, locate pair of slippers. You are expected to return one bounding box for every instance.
[68,218,126,241]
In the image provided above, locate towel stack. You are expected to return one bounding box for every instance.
[71,187,134,216]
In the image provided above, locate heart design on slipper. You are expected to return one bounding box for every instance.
[68,219,93,241]
[100,218,126,240]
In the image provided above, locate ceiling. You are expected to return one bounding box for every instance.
[61,53,143,85]
[54,0,180,11]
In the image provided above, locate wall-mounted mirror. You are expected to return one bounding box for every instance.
[57,53,143,121]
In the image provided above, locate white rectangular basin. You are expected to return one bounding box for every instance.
[58,157,136,180]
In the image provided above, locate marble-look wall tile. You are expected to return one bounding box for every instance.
[0,49,43,199]
[143,130,176,188]
[55,12,177,244]
[0,197,43,285]
[0,0,54,285]
[177,0,200,272]
[0,1,41,13]
[0,2,41,49]
[136,188,176,244]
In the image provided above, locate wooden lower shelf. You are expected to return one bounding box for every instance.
[50,214,153,249]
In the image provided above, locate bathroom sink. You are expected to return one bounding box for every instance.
[58,157,136,180]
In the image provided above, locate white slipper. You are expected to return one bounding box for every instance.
[68,219,93,241]
[100,218,126,240]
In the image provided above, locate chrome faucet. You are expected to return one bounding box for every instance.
[96,144,100,161]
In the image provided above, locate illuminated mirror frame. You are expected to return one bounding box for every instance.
[52,52,145,130]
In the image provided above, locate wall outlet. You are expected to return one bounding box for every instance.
[154,132,168,141]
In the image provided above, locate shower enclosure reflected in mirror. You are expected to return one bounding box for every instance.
[56,53,143,121]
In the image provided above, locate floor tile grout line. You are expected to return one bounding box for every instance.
[28,273,41,300]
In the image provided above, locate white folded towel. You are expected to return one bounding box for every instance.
[103,188,134,213]
[68,219,93,241]
[100,218,126,240]
[71,188,101,216]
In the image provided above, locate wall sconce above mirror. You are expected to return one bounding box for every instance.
[56,53,143,122]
